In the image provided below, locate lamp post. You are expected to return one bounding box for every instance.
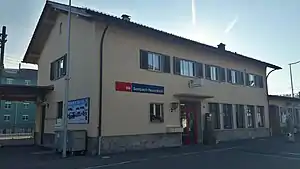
[62,0,72,158]
[289,61,300,98]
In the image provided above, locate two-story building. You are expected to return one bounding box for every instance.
[23,1,281,154]
[0,68,37,134]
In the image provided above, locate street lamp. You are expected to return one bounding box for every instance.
[288,61,300,98]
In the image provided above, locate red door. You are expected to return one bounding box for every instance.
[181,104,198,145]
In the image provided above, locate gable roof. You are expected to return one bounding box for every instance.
[23,1,282,70]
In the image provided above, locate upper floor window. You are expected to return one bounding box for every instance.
[205,65,225,82]
[173,57,203,77]
[140,50,170,73]
[6,78,13,84]
[23,102,29,109]
[22,115,29,121]
[4,115,10,121]
[227,69,244,85]
[50,54,67,81]
[24,80,31,85]
[4,101,11,109]
[246,73,263,88]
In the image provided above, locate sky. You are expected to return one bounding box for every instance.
[0,0,300,95]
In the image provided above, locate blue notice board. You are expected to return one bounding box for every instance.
[131,83,164,95]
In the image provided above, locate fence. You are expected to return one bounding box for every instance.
[0,124,35,146]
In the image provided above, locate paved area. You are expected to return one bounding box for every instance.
[2,136,300,169]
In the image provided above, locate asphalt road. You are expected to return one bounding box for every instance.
[2,136,300,169]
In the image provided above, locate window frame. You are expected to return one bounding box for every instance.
[57,101,63,119]
[227,69,245,85]
[23,102,29,109]
[208,103,220,129]
[22,115,29,121]
[246,105,255,128]
[246,73,264,88]
[222,104,233,129]
[205,64,226,82]
[4,115,10,121]
[6,78,13,84]
[257,106,265,127]
[50,54,67,81]
[174,57,203,78]
[236,104,245,128]
[4,101,11,109]
[149,103,164,123]
[140,50,170,73]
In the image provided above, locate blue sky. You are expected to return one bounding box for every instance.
[1,0,299,94]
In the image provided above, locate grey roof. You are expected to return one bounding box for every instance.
[23,1,282,70]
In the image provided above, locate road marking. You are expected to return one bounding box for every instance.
[31,150,56,155]
[82,146,238,169]
[281,152,300,156]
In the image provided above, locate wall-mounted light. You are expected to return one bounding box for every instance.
[170,102,179,112]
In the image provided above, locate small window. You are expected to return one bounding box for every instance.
[4,101,11,109]
[140,50,170,73]
[24,80,31,85]
[23,103,29,109]
[150,103,164,122]
[222,104,233,129]
[246,105,255,128]
[227,69,244,85]
[208,103,220,129]
[205,65,225,82]
[257,106,265,127]
[50,54,67,81]
[6,78,13,84]
[57,101,63,119]
[246,73,263,88]
[22,115,29,121]
[4,115,10,121]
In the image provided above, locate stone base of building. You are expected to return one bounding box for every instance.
[34,132,182,155]
[214,128,270,141]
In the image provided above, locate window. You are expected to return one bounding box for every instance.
[227,69,244,85]
[173,57,203,77]
[222,104,233,129]
[208,103,220,129]
[280,107,287,124]
[50,54,67,80]
[24,80,31,85]
[4,101,11,109]
[57,101,63,119]
[236,104,245,128]
[246,105,255,128]
[6,78,13,84]
[295,109,300,125]
[4,115,10,121]
[140,50,170,73]
[257,106,265,127]
[23,102,29,109]
[150,103,164,122]
[205,65,225,82]
[246,73,263,88]
[22,115,29,121]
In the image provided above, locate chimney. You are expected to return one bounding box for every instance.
[217,43,226,50]
[121,14,131,21]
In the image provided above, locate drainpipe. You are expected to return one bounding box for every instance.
[98,24,109,156]
[266,68,280,136]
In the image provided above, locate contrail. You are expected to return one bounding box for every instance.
[224,15,239,33]
[192,0,196,25]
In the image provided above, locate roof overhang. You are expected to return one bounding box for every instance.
[0,84,54,101]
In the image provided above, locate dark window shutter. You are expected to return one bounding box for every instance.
[195,62,203,78]
[259,76,264,88]
[219,68,225,82]
[240,72,245,85]
[227,69,232,83]
[163,55,170,73]
[205,65,211,79]
[62,54,67,76]
[173,57,180,75]
[254,75,260,87]
[140,50,148,69]
[50,62,55,80]
[245,73,249,86]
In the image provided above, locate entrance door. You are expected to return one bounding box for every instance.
[40,105,46,144]
[181,103,198,145]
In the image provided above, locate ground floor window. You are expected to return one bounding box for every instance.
[150,103,164,122]
[236,104,245,128]
[208,103,220,129]
[223,104,233,129]
[257,106,265,127]
[246,105,255,128]
[295,109,300,125]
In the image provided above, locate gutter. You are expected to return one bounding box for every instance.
[98,24,109,156]
[266,68,281,136]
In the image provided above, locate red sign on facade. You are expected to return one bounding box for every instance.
[115,81,132,92]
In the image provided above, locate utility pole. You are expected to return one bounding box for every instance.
[0,26,7,74]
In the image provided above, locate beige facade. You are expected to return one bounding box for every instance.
[24,2,281,154]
